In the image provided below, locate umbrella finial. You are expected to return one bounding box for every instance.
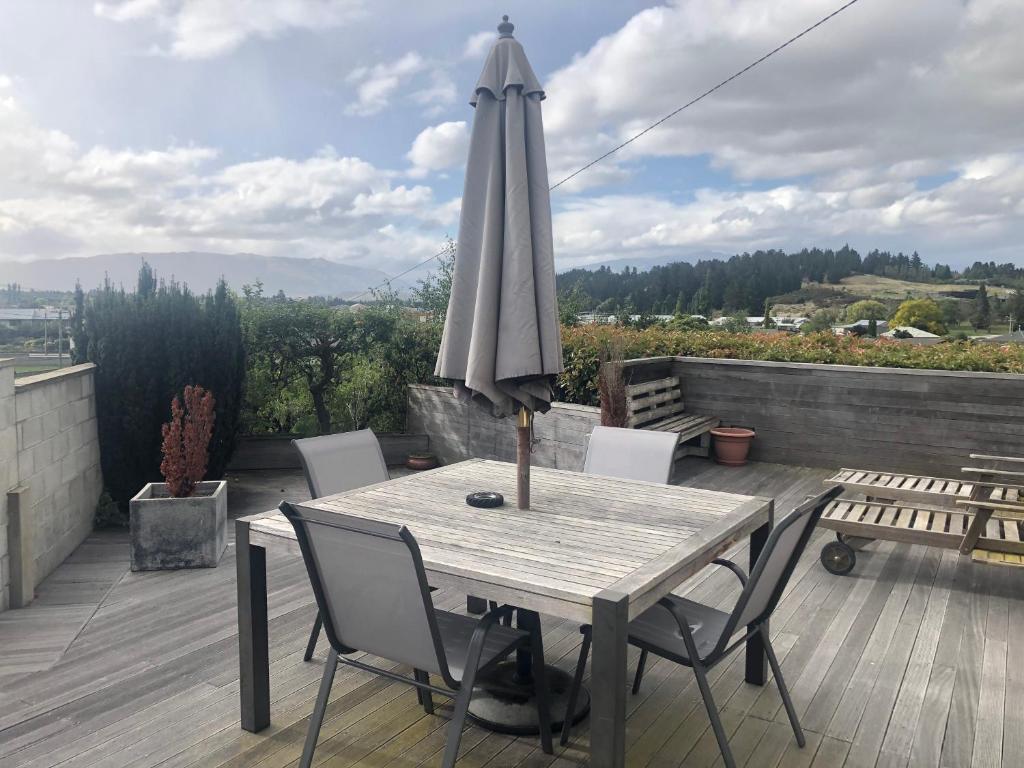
[498,15,514,38]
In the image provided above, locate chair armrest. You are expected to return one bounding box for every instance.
[655,597,708,664]
[712,558,748,586]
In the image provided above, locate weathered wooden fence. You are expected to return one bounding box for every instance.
[619,356,1024,476]
[408,358,1024,477]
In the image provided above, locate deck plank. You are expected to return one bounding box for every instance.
[4,462,1024,768]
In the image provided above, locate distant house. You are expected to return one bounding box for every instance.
[774,316,809,332]
[835,319,888,336]
[882,326,942,345]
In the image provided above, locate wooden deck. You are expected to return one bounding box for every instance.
[1,461,1022,767]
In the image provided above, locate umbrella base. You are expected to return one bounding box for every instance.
[467,661,590,735]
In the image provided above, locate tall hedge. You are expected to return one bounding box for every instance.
[76,264,245,519]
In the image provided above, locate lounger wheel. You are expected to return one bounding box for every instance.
[821,540,856,575]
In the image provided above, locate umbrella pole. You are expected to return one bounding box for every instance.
[516,406,531,510]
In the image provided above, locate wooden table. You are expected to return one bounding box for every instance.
[235,459,773,768]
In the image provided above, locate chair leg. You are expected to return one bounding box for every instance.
[692,661,736,768]
[632,649,649,695]
[413,669,434,715]
[560,627,592,747]
[524,613,554,754]
[299,649,338,768]
[303,612,323,662]
[763,627,805,747]
[442,667,478,768]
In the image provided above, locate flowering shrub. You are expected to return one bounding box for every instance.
[557,325,1024,407]
[160,385,216,498]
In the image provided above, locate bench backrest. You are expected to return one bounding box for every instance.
[624,376,686,429]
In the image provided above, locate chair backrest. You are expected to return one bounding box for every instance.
[584,425,678,484]
[717,485,843,651]
[292,429,389,499]
[281,502,450,681]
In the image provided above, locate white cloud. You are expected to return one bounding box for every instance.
[0,85,452,267]
[542,0,1024,191]
[94,0,364,59]
[346,51,427,116]
[462,30,493,60]
[406,121,468,178]
[412,72,458,115]
[551,157,1024,268]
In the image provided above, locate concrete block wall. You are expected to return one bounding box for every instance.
[1,362,103,611]
[0,360,17,611]
[407,384,601,471]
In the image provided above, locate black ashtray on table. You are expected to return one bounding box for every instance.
[466,492,504,508]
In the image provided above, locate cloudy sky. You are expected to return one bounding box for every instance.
[1,0,1022,283]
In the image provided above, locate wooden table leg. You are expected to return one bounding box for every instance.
[237,519,270,732]
[745,503,773,685]
[591,590,628,768]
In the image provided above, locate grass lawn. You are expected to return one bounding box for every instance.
[948,323,1012,337]
[14,362,62,377]
[826,274,1014,299]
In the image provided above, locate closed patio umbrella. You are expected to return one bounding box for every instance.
[434,16,584,736]
[435,14,563,511]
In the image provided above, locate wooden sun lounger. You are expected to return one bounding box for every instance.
[818,455,1024,574]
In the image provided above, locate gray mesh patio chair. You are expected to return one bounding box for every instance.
[583,425,679,484]
[560,485,844,767]
[292,429,389,661]
[280,502,554,768]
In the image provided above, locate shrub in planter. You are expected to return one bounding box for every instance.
[130,386,228,571]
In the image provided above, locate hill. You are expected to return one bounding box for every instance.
[2,252,390,298]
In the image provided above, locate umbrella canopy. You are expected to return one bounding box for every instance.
[435,15,563,418]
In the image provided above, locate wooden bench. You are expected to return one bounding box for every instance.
[624,376,720,459]
[819,454,1024,574]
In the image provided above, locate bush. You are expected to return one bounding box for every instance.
[76,265,245,516]
[556,325,1024,407]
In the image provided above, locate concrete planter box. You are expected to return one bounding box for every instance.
[130,480,227,571]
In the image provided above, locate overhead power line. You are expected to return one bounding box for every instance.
[350,0,862,301]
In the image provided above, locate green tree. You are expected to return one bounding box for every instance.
[937,298,961,330]
[800,308,841,334]
[673,293,686,317]
[665,314,709,331]
[412,238,455,321]
[762,300,776,329]
[843,299,887,323]
[890,298,947,335]
[558,284,588,326]
[243,300,355,435]
[972,282,991,330]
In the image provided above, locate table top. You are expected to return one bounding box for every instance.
[241,459,771,622]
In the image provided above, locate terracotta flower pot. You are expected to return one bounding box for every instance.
[710,427,756,467]
[406,452,439,471]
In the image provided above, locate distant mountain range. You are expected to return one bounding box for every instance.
[3,252,391,298]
